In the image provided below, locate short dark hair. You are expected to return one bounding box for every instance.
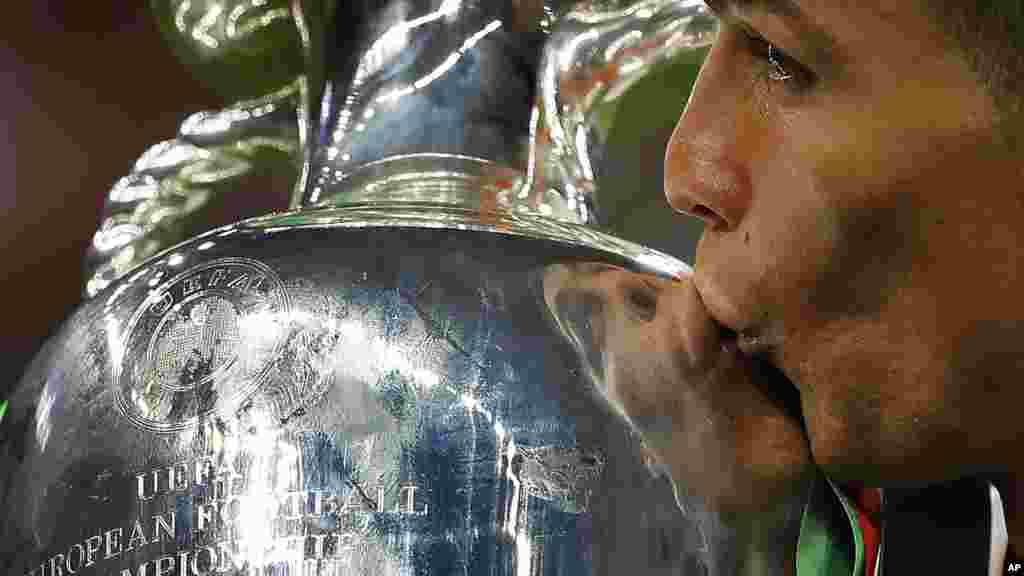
[923,2,1024,121]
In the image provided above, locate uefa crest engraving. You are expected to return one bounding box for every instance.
[114,258,291,432]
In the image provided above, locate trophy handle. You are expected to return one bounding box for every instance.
[84,82,301,298]
[526,0,716,225]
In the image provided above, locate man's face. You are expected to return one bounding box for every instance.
[665,0,1024,486]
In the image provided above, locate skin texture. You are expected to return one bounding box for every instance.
[662,0,1024,561]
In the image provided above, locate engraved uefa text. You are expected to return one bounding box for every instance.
[22,453,430,576]
[114,258,291,432]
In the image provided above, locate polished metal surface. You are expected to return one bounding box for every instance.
[530,0,714,223]
[85,0,309,298]
[86,0,714,296]
[296,0,715,222]
[151,0,304,101]
[295,0,561,211]
[3,210,705,576]
[6,1,729,575]
[85,82,301,298]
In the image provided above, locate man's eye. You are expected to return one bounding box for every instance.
[741,30,815,91]
[767,44,795,82]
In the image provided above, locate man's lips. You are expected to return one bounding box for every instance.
[694,272,795,390]
[690,271,806,430]
[692,272,749,334]
[735,330,776,359]
[719,327,778,365]
[693,273,771,353]
[718,327,805,428]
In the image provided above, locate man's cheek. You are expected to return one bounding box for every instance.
[755,121,895,324]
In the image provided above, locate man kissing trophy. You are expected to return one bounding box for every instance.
[0,2,743,575]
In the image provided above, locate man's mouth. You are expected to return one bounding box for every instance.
[693,271,804,423]
[735,329,776,360]
[720,326,806,429]
[718,325,775,363]
[694,274,784,366]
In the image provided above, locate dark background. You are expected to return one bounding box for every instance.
[2,4,214,400]
[0,4,703,403]
[0,3,291,401]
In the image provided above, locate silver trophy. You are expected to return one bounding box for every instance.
[2,1,720,575]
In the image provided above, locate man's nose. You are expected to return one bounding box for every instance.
[664,41,754,232]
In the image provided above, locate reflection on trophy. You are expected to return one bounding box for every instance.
[1,1,721,575]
